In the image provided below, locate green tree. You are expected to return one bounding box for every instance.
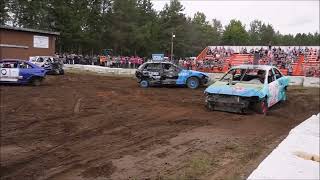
[185,13,222,56]
[132,0,159,57]
[0,0,10,25]
[158,0,188,58]
[9,0,54,30]
[248,20,262,45]
[260,24,275,45]
[312,32,320,45]
[222,19,248,45]
[211,18,222,45]
[4,0,320,56]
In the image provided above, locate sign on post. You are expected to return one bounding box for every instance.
[152,54,164,61]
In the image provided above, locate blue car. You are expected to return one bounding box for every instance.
[204,65,289,115]
[0,59,47,86]
[135,61,209,89]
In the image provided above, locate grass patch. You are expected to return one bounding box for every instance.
[222,173,243,180]
[162,153,218,180]
[223,141,243,154]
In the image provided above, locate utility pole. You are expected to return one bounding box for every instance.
[171,32,175,61]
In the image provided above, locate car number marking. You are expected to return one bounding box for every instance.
[0,68,20,82]
[149,72,159,76]
[1,69,7,75]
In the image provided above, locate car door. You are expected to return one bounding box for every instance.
[144,63,162,81]
[162,63,180,84]
[18,61,34,83]
[273,68,287,101]
[0,61,20,83]
[267,69,280,107]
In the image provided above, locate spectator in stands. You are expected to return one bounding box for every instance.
[253,48,260,65]
[288,64,293,76]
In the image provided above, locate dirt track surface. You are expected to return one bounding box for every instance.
[1,72,319,180]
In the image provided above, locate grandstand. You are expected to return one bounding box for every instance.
[195,46,320,76]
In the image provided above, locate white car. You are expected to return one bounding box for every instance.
[29,56,64,75]
[205,65,290,115]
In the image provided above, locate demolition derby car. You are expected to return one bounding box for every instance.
[204,65,289,115]
[29,56,64,75]
[0,60,46,86]
[135,61,209,89]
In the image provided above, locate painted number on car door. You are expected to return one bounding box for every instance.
[0,62,20,82]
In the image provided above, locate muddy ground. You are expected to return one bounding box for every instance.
[1,72,319,180]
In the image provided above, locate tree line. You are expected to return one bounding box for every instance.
[1,0,319,58]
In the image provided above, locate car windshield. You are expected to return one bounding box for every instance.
[221,68,266,84]
[163,63,185,71]
[175,64,186,70]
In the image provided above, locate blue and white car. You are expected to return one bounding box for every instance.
[204,65,289,114]
[0,60,47,86]
[135,61,209,89]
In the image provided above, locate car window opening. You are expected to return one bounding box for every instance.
[222,68,266,84]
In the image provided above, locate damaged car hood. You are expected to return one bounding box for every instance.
[205,81,266,98]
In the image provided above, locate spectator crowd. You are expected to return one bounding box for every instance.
[56,54,145,69]
[195,46,319,76]
[182,47,235,71]
[55,46,319,76]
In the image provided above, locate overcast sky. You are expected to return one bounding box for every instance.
[151,0,319,35]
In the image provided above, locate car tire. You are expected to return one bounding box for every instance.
[240,108,248,114]
[54,69,60,75]
[140,80,149,88]
[59,69,64,75]
[281,86,287,102]
[187,77,199,89]
[255,98,268,115]
[31,78,42,86]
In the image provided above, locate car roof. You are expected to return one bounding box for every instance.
[145,61,172,64]
[0,60,37,66]
[1,59,26,62]
[34,56,54,58]
[232,65,277,71]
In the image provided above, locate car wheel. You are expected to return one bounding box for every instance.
[255,98,268,115]
[59,69,64,75]
[31,78,42,86]
[187,77,199,89]
[240,108,248,114]
[55,69,60,75]
[140,80,149,88]
[281,87,287,101]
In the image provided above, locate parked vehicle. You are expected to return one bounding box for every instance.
[0,60,46,86]
[135,61,209,89]
[29,56,64,75]
[204,65,289,115]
